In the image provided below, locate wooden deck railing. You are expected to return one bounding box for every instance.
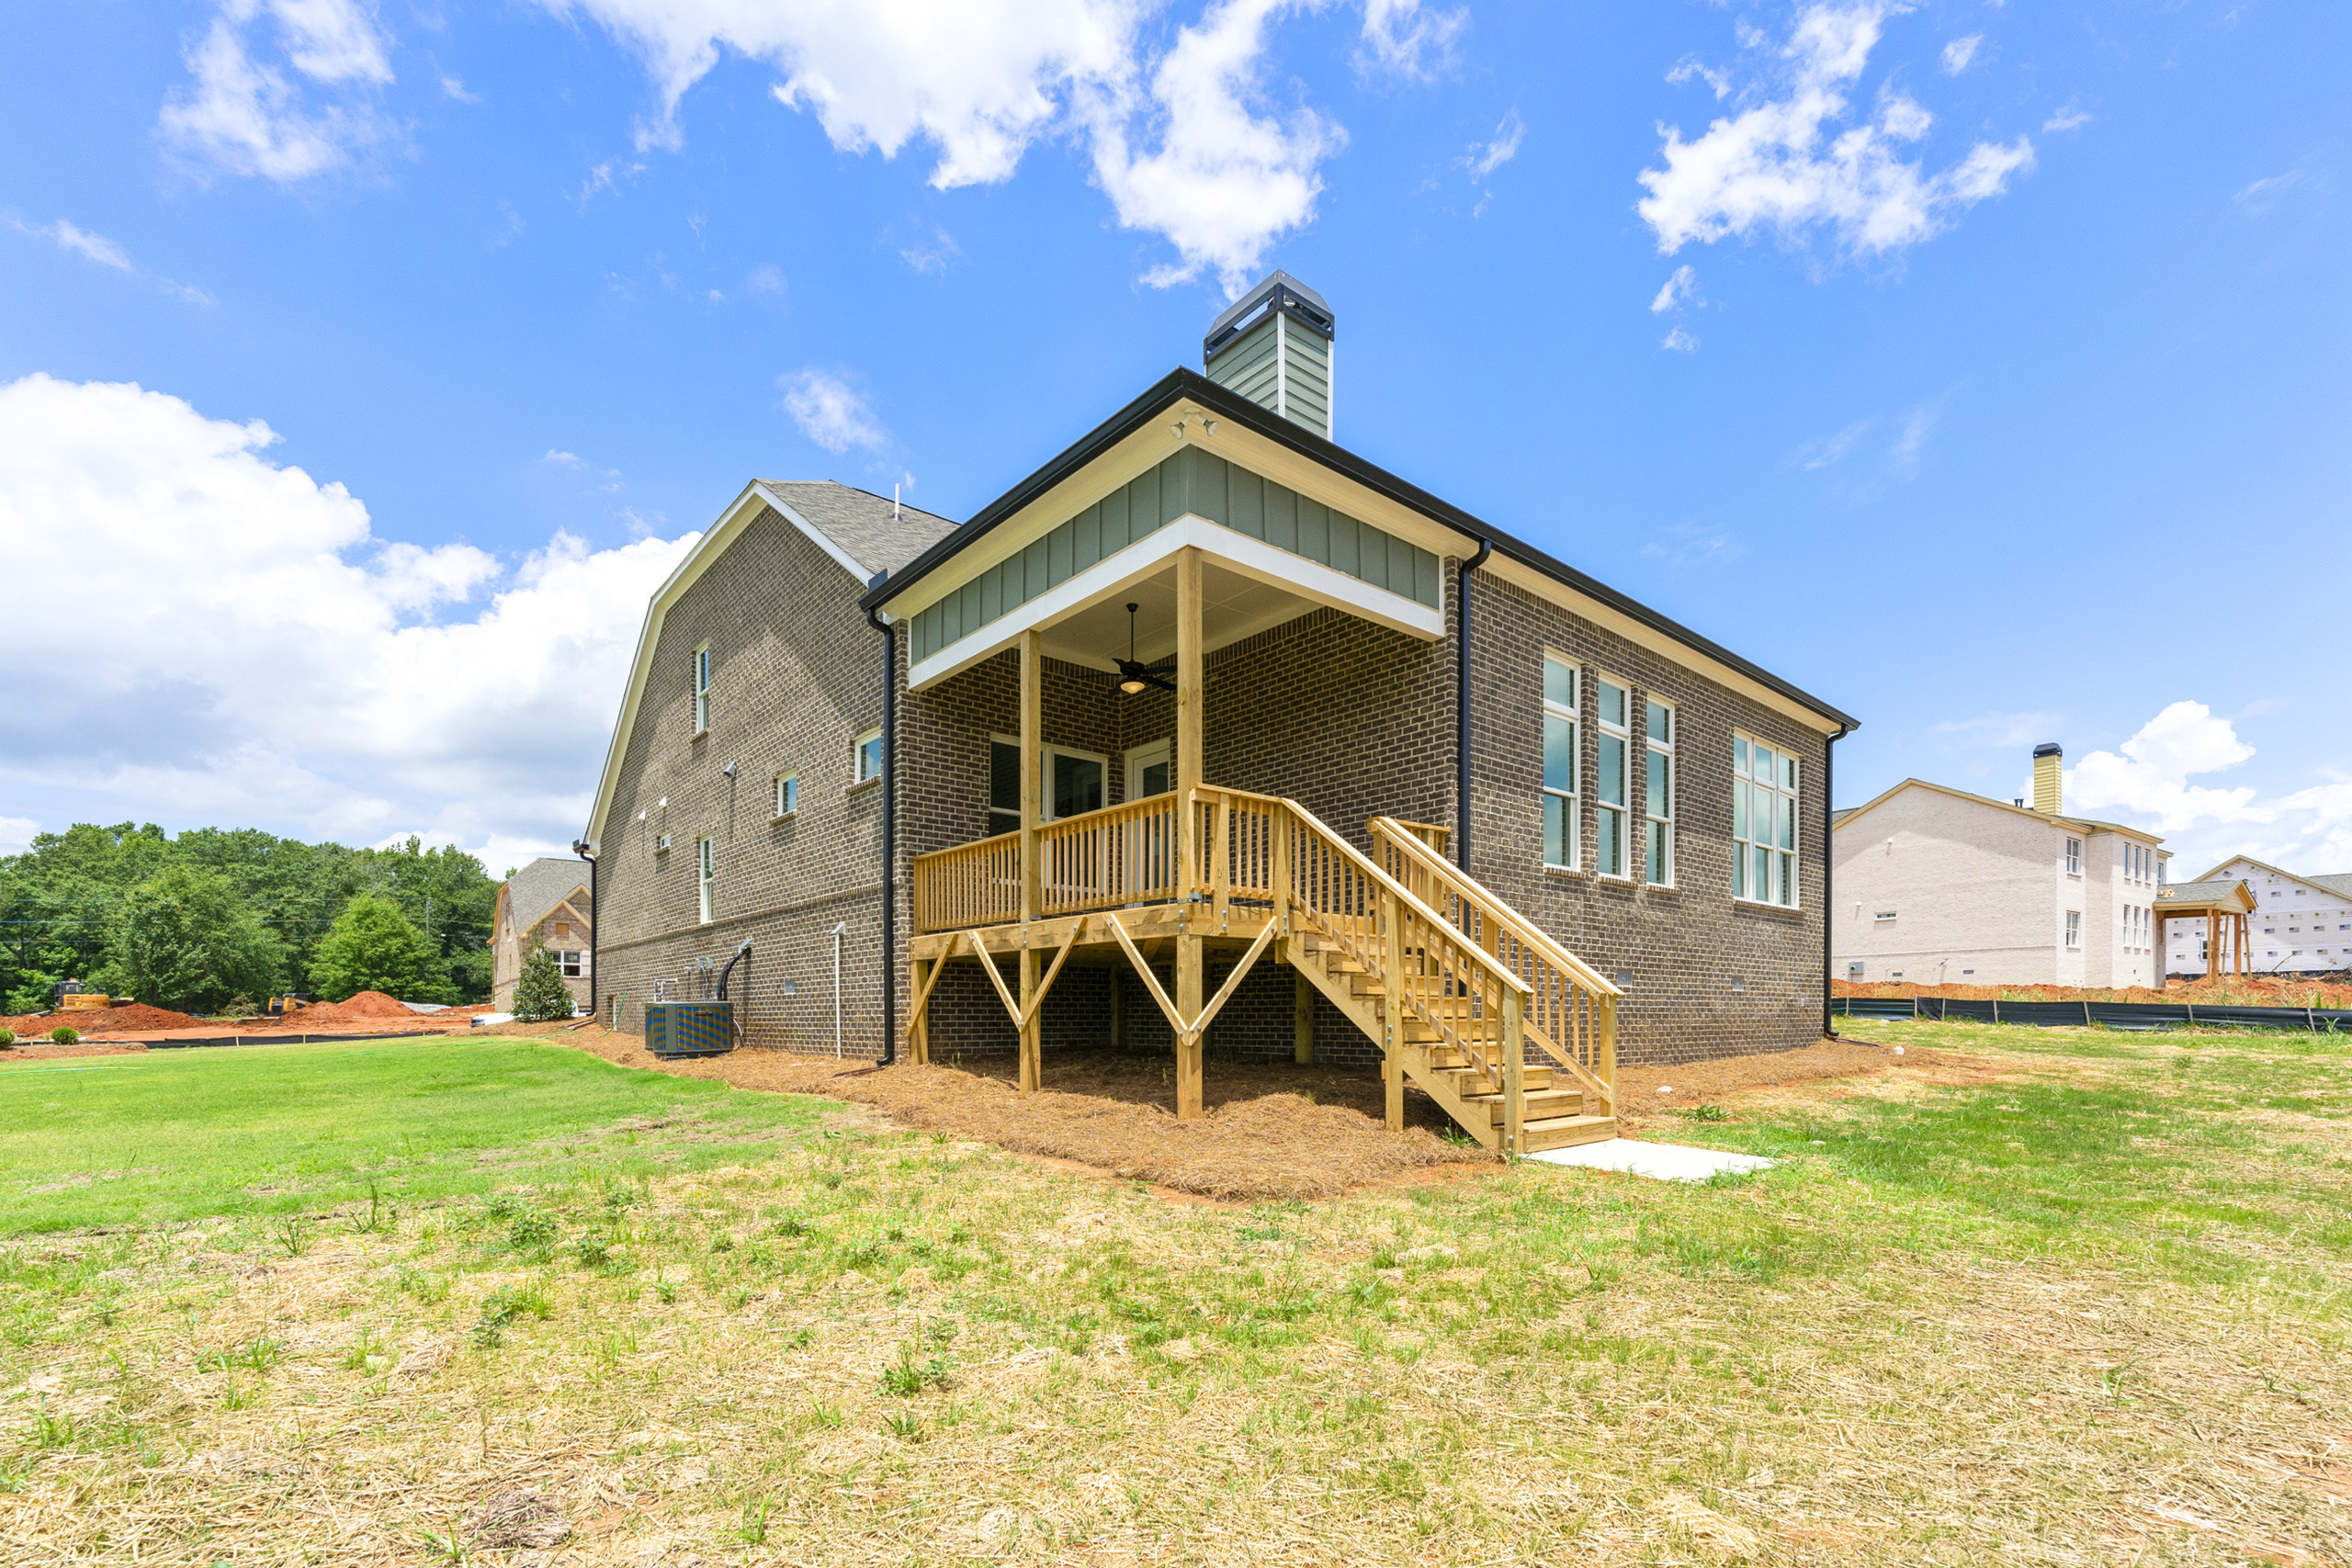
[1039,792,1183,918]
[1369,818,1620,1113]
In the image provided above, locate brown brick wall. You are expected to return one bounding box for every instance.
[1464,570,1829,1065]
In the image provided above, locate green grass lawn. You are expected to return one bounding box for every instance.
[0,1035,836,1233]
[2,1019,2347,1564]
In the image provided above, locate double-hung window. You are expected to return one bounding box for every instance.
[774,773,798,817]
[559,950,583,978]
[1541,656,1578,869]
[1644,697,1675,886]
[854,729,884,785]
[696,836,715,924]
[1594,678,1630,877]
[2065,838,2082,875]
[692,646,712,732]
[2065,910,2081,949]
[1733,735,1800,906]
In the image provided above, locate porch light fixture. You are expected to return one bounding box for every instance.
[1116,603,1175,695]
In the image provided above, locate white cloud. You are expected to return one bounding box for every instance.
[1795,416,1873,469]
[441,73,481,102]
[1939,34,1981,74]
[535,0,1396,295]
[1661,326,1700,353]
[1667,59,1734,101]
[0,817,37,856]
[780,369,888,453]
[746,262,786,292]
[1650,263,1699,312]
[0,373,696,853]
[1359,0,1467,82]
[8,217,216,305]
[2041,104,2089,132]
[1637,2,2035,259]
[161,0,397,182]
[1463,108,1522,180]
[1085,0,1342,293]
[899,229,961,276]
[2235,167,2309,216]
[2066,703,2259,831]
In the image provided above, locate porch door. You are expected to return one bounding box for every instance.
[1124,739,1173,899]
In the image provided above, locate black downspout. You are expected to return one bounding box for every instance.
[1455,536,1492,872]
[1823,724,1848,1039]
[865,575,898,1066]
[571,838,598,1022]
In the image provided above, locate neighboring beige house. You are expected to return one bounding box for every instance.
[2166,855,2352,976]
[490,857,593,1012]
[1833,743,2169,988]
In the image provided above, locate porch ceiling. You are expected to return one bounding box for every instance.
[1043,556,1303,671]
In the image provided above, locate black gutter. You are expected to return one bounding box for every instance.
[1823,725,1848,1040]
[571,837,598,1023]
[861,367,1860,733]
[1455,536,1491,873]
[865,576,898,1066]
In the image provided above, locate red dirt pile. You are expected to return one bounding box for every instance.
[1834,975,2352,1009]
[288,990,423,1024]
[0,1002,205,1035]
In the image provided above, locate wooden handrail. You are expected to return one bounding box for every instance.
[1368,820,1622,998]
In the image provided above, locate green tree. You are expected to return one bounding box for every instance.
[95,864,285,1014]
[511,947,574,1022]
[309,895,444,1002]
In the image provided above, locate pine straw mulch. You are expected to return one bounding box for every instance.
[560,1032,1485,1201]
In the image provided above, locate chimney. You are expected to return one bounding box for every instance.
[1204,271,1334,439]
[2032,742,2064,816]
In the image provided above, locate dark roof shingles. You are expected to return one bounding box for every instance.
[758,480,956,579]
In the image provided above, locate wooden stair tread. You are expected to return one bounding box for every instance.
[1521,1115,1618,1152]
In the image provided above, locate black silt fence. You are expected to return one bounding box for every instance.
[1836,996,2352,1032]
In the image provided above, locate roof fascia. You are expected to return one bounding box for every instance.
[1832,776,2165,840]
[864,367,1858,731]
[585,482,870,844]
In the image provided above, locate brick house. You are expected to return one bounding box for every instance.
[585,274,1858,1152]
[489,857,593,1011]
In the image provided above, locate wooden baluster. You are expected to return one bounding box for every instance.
[1213,795,1232,921]
[1381,886,1404,1134]
[1501,986,1524,1157]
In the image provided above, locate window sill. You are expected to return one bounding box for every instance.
[691,728,710,741]
[1644,882,1680,896]
[1732,897,1804,917]
[772,810,798,823]
[1542,863,1584,878]
[846,775,882,795]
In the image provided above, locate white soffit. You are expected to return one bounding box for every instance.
[906,514,1442,691]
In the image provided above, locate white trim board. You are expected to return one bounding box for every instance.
[905,513,1445,692]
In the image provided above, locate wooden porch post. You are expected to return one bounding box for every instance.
[1174,546,1205,1120]
[1019,628,1043,1092]
[1294,967,1315,1065]
[910,956,931,1066]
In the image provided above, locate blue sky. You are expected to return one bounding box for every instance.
[1,0,2345,877]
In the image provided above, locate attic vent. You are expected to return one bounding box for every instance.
[1204,270,1334,439]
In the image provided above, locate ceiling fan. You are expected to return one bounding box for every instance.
[1116,603,1176,694]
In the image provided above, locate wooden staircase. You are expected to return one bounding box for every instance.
[1184,787,1623,1156]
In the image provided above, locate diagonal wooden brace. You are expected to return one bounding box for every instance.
[1104,913,1278,1048]
[1017,921,1081,1030]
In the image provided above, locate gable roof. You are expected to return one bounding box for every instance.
[584,481,959,844]
[2193,854,2352,898]
[504,857,588,931]
[2154,878,2256,914]
[860,367,1858,732]
[1835,776,2165,841]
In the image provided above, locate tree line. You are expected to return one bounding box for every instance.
[0,823,508,1015]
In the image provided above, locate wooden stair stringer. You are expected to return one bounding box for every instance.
[1283,932,1503,1152]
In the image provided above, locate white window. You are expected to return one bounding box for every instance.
[697,836,715,924]
[1733,734,1800,907]
[1644,697,1675,886]
[1595,677,1630,878]
[2065,838,2081,875]
[774,773,798,817]
[854,728,884,785]
[1542,655,1578,870]
[559,950,583,977]
[2065,910,2081,949]
[692,645,711,733]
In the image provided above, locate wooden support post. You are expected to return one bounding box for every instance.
[1174,545,1205,1121]
[1294,966,1314,1066]
[1111,964,1125,1050]
[1501,987,1524,1157]
[1019,628,1043,922]
[1381,886,1404,1134]
[1019,943,1041,1092]
[910,956,932,1065]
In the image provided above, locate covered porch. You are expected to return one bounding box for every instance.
[893,539,1620,1156]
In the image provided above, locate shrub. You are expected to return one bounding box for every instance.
[309,895,442,1003]
[0,1029,15,1050]
[49,1026,78,1045]
[511,947,574,1023]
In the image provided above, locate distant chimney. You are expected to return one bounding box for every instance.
[1204,271,1334,440]
[2032,742,2064,816]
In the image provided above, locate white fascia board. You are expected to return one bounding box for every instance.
[906,513,1444,692]
[586,481,875,843]
[1486,553,1844,736]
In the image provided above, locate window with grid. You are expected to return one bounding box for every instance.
[560,951,582,977]
[2065,910,2081,948]
[1732,734,1800,906]
[1644,696,1675,886]
[2065,838,2081,874]
[1595,677,1630,878]
[697,836,714,924]
[692,646,711,732]
[774,773,797,816]
[1542,655,1578,869]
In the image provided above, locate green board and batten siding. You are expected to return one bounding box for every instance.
[909,446,1440,665]
[1206,315,1331,440]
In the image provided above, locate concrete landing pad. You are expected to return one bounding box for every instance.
[1527,1138,1774,1181]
